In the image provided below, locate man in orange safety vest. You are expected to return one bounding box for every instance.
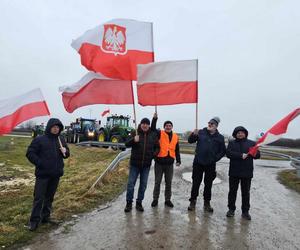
[151,113,181,208]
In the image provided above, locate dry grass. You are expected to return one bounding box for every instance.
[0,136,129,248]
[278,169,300,193]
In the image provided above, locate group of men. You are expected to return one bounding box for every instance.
[123,113,260,221]
[25,113,260,231]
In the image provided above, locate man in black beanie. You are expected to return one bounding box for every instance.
[124,115,159,212]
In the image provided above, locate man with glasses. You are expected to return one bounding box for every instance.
[187,117,226,213]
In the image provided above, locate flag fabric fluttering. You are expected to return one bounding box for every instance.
[137,59,198,106]
[71,19,154,80]
[59,72,134,113]
[101,109,110,117]
[248,108,300,156]
[0,88,50,135]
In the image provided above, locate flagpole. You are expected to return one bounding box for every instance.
[151,22,158,116]
[196,59,199,129]
[130,80,137,131]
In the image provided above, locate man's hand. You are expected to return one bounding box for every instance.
[153,112,158,119]
[60,147,67,156]
[134,135,140,142]
[242,153,248,160]
[193,129,199,134]
[176,162,181,167]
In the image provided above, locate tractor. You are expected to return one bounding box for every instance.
[65,118,99,143]
[97,115,134,149]
[31,124,45,138]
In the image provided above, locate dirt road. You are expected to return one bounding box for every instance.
[23,155,300,250]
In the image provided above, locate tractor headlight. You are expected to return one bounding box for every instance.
[88,132,95,137]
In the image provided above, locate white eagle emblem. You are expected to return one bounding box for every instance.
[101,25,127,56]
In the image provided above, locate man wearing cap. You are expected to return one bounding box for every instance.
[226,126,260,220]
[26,118,70,231]
[124,116,159,213]
[150,113,181,208]
[187,117,226,212]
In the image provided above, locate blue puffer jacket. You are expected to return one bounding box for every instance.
[26,118,70,178]
[188,128,226,166]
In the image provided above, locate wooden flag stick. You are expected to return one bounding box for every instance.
[58,136,66,157]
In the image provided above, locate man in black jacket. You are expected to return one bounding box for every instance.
[226,126,260,220]
[188,117,226,212]
[124,117,159,213]
[26,118,70,231]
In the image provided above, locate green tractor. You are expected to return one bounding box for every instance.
[65,118,99,143]
[31,124,45,138]
[97,115,134,149]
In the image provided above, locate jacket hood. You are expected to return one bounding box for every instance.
[232,126,248,138]
[45,118,64,136]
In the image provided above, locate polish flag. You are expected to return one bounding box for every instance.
[249,108,300,156]
[0,89,50,135]
[137,60,198,106]
[71,19,154,80]
[101,109,110,117]
[59,72,133,113]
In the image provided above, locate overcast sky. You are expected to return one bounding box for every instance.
[0,0,299,139]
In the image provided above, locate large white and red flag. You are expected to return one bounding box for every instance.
[59,72,133,113]
[249,108,300,156]
[0,88,50,135]
[71,19,154,80]
[137,59,198,106]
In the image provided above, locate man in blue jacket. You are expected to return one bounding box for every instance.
[188,117,226,212]
[226,126,260,220]
[26,118,70,231]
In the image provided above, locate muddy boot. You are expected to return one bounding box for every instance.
[124,202,132,213]
[28,221,39,231]
[188,200,196,211]
[151,200,158,207]
[226,209,235,217]
[136,201,144,212]
[165,200,174,208]
[204,201,214,213]
[242,212,251,220]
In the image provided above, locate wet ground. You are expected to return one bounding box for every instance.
[23,155,300,250]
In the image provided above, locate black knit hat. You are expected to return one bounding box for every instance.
[140,117,150,125]
[163,120,173,127]
[232,126,248,138]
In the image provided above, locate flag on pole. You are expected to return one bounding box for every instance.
[0,88,50,135]
[249,108,300,156]
[137,60,198,106]
[71,19,154,80]
[101,109,110,117]
[59,72,133,113]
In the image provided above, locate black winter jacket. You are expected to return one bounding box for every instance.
[125,123,159,168]
[188,128,226,166]
[226,126,260,178]
[26,118,70,178]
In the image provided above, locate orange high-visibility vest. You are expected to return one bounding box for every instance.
[158,130,178,159]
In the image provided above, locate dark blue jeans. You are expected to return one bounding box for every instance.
[126,165,150,203]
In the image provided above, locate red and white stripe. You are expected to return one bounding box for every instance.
[249,108,300,156]
[71,19,154,80]
[137,59,198,106]
[0,88,50,135]
[59,72,133,113]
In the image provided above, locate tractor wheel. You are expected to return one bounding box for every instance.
[98,131,108,148]
[111,135,122,151]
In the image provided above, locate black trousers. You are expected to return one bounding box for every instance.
[189,164,217,201]
[30,176,60,222]
[228,176,252,213]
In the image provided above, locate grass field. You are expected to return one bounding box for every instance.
[0,136,129,248]
[278,169,300,194]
